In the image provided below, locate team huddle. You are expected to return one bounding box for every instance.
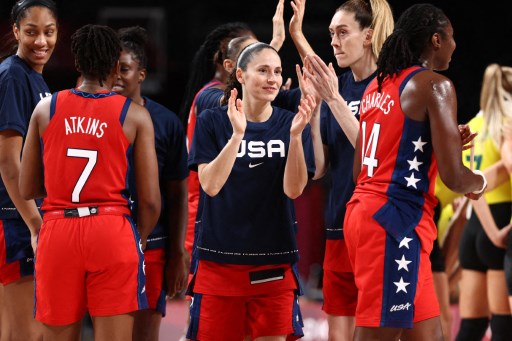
[1,0,510,340]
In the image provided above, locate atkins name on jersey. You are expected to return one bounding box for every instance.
[64,116,108,138]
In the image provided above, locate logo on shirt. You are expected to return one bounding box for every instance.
[249,162,264,168]
[39,92,51,101]
[348,100,360,115]
[237,140,285,158]
[389,302,412,312]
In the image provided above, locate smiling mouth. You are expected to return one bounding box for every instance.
[33,50,48,57]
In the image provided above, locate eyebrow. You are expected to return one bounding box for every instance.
[256,64,282,70]
[329,24,349,31]
[24,23,56,28]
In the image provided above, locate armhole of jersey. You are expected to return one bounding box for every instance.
[49,92,58,120]
[398,67,427,96]
[119,97,132,125]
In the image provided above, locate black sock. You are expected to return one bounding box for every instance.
[490,314,512,341]
[455,317,489,341]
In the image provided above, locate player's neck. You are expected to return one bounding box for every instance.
[77,77,113,93]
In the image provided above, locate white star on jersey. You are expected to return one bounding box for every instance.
[407,156,423,171]
[394,277,410,293]
[404,172,421,189]
[399,237,413,249]
[412,137,427,152]
[395,255,412,271]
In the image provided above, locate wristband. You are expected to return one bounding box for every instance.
[472,169,487,195]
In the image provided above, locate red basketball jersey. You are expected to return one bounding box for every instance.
[351,66,438,243]
[41,89,132,211]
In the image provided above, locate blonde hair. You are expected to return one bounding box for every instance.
[337,0,394,60]
[480,64,512,148]
[369,0,394,59]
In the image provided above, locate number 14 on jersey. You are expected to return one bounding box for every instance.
[361,121,381,177]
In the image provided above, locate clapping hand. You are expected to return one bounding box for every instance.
[291,94,316,137]
[227,88,246,137]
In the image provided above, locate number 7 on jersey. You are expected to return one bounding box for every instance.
[67,148,98,203]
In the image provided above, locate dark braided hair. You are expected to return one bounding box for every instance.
[221,42,279,105]
[118,26,148,70]
[179,22,253,125]
[376,3,449,91]
[1,0,58,62]
[71,24,122,87]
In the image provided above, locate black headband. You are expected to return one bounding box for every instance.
[11,0,57,23]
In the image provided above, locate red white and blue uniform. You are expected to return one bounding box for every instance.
[128,97,188,315]
[35,88,147,325]
[0,55,50,284]
[186,105,315,340]
[345,66,440,328]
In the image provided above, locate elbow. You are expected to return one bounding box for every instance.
[201,184,221,197]
[284,184,305,199]
[503,157,512,175]
[285,189,303,200]
[440,173,467,194]
[19,186,32,200]
[312,172,325,181]
[139,196,161,221]
[312,165,327,180]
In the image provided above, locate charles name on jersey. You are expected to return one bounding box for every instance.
[64,116,108,138]
[360,90,395,115]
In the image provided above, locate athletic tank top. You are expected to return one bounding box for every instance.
[352,66,438,243]
[41,88,131,211]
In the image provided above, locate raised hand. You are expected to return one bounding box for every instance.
[291,94,316,137]
[227,88,246,137]
[303,54,340,102]
[270,0,285,51]
[296,63,320,104]
[290,0,306,37]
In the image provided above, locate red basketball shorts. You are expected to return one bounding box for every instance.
[344,196,439,328]
[35,211,147,325]
[0,219,34,285]
[187,290,303,341]
[187,261,304,340]
[322,239,357,316]
[144,248,167,316]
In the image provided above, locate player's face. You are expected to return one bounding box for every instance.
[239,48,282,103]
[112,49,145,99]
[329,10,371,69]
[13,6,57,73]
[433,23,456,71]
